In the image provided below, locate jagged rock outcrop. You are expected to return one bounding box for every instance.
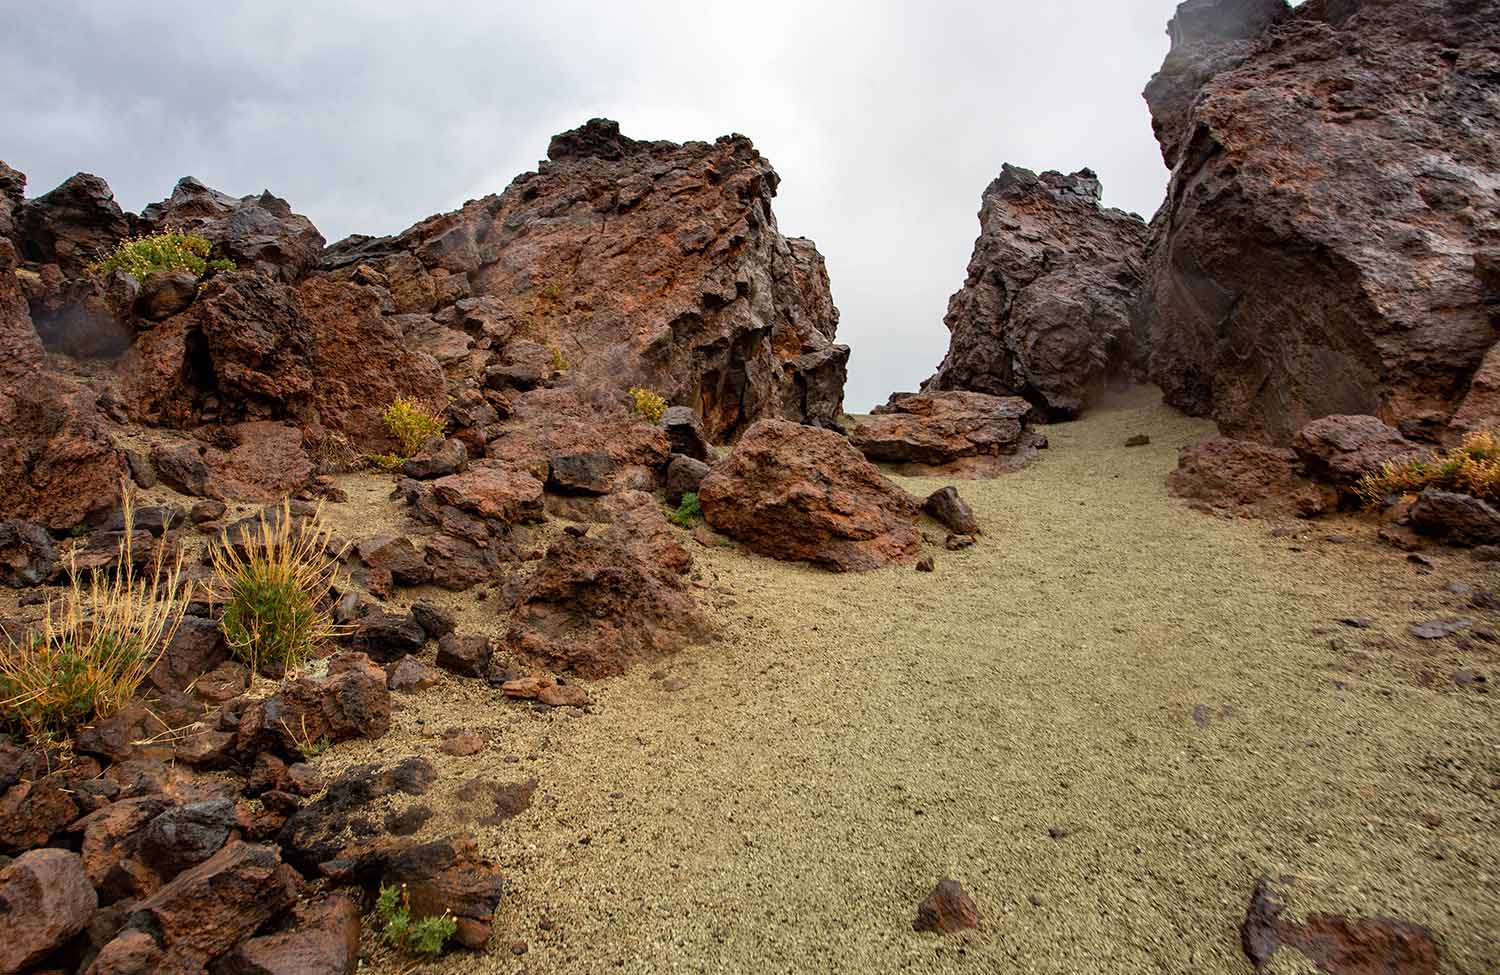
[325,118,849,441]
[923,165,1149,418]
[139,177,325,281]
[849,390,1044,477]
[1141,0,1500,444]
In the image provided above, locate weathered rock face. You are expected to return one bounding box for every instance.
[325,118,849,441]
[1168,437,1335,518]
[1291,414,1426,495]
[1141,0,1500,444]
[923,165,1149,418]
[849,390,1042,476]
[139,177,325,281]
[700,419,921,571]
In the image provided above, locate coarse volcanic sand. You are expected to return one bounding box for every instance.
[323,387,1498,974]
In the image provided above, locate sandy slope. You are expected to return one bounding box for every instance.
[336,387,1499,974]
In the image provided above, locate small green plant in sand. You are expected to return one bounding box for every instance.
[669,491,702,529]
[212,500,344,675]
[374,884,458,957]
[377,396,446,466]
[0,487,187,741]
[87,231,235,280]
[1356,428,1500,505]
[628,386,667,424]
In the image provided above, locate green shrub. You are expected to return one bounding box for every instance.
[212,501,343,674]
[0,487,187,741]
[87,231,235,280]
[374,884,457,957]
[550,345,569,371]
[669,492,702,529]
[628,386,667,424]
[1357,428,1500,505]
[383,396,446,459]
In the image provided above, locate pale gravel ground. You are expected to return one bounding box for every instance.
[316,387,1498,975]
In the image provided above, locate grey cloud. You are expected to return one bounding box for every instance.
[1,0,1182,411]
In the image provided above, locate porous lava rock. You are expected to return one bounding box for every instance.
[0,848,97,973]
[505,499,710,677]
[924,165,1148,417]
[1291,414,1426,495]
[913,878,980,935]
[1140,0,1500,443]
[1168,437,1335,518]
[324,118,849,442]
[235,653,391,758]
[1240,877,1440,974]
[139,177,325,281]
[850,390,1041,476]
[700,419,921,571]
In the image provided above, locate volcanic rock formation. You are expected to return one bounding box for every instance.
[923,165,1149,418]
[1140,0,1500,444]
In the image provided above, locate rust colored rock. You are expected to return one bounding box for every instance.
[213,893,360,975]
[136,271,199,322]
[277,758,437,875]
[356,534,431,587]
[235,652,391,757]
[324,118,849,440]
[913,878,980,934]
[14,172,131,279]
[923,487,980,536]
[700,419,921,572]
[1168,437,1335,518]
[1140,0,1500,442]
[139,177,325,281]
[433,461,545,524]
[0,848,97,974]
[1241,878,1440,975]
[382,837,504,951]
[1409,489,1500,547]
[73,795,172,896]
[152,422,313,502]
[505,502,709,677]
[1292,415,1426,495]
[924,165,1148,417]
[113,841,297,969]
[435,632,492,679]
[666,454,711,505]
[0,776,80,853]
[850,391,1042,477]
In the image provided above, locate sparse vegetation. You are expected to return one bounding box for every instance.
[0,487,186,741]
[1356,428,1500,505]
[212,501,344,675]
[669,491,702,529]
[366,453,406,474]
[628,386,668,424]
[87,231,235,280]
[374,884,458,957]
[541,282,564,302]
[381,396,447,460]
[550,344,570,371]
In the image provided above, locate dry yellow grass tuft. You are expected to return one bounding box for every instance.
[1357,427,1500,505]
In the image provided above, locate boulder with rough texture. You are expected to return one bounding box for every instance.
[913,878,980,935]
[659,406,710,461]
[139,177,325,281]
[924,165,1148,417]
[1409,489,1500,547]
[1140,0,1500,443]
[0,519,57,587]
[433,461,545,523]
[665,454,711,505]
[700,419,921,571]
[0,848,98,974]
[212,893,360,975]
[324,118,849,441]
[1292,415,1426,494]
[235,652,391,757]
[506,500,710,677]
[151,422,313,502]
[1168,437,1334,518]
[850,390,1041,476]
[14,172,131,278]
[923,487,980,536]
[1240,877,1440,974]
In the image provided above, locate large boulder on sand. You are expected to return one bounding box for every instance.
[1139,0,1500,443]
[924,165,1148,418]
[699,419,921,571]
[849,390,1041,476]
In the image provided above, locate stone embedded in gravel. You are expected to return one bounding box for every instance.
[388,655,439,693]
[1125,435,1150,447]
[441,730,485,757]
[1410,618,1475,640]
[1168,437,1334,519]
[349,610,428,662]
[1336,618,1373,630]
[923,486,980,536]
[916,556,936,573]
[138,798,237,877]
[0,848,97,973]
[913,878,980,934]
[356,535,432,587]
[945,534,976,551]
[433,461,546,524]
[436,633,493,678]
[851,390,1038,470]
[1240,878,1440,974]
[0,519,57,587]
[700,419,921,572]
[0,776,80,853]
[410,600,457,639]
[235,652,391,757]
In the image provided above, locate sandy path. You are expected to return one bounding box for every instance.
[340,388,1498,974]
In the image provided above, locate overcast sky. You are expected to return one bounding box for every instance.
[1,0,1183,411]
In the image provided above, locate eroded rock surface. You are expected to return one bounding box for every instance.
[924,165,1148,418]
[850,390,1042,477]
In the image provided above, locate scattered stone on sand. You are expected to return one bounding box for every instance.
[923,486,980,536]
[1409,489,1500,547]
[1410,618,1474,641]
[1124,434,1150,447]
[913,878,980,934]
[1240,877,1440,975]
[916,556,936,573]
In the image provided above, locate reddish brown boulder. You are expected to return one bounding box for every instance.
[13,172,131,279]
[923,165,1148,417]
[499,674,593,709]
[1292,415,1427,494]
[324,118,849,441]
[913,878,980,934]
[381,837,505,951]
[0,848,98,974]
[482,384,671,475]
[152,422,313,502]
[505,501,710,677]
[923,487,980,536]
[1241,878,1440,974]
[700,419,921,571]
[235,652,391,757]
[111,841,297,969]
[435,633,493,679]
[433,462,545,524]
[212,894,360,975]
[850,391,1040,476]
[1168,437,1334,518]
[73,796,173,897]
[0,777,80,853]
[1409,490,1500,547]
[1140,0,1500,443]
